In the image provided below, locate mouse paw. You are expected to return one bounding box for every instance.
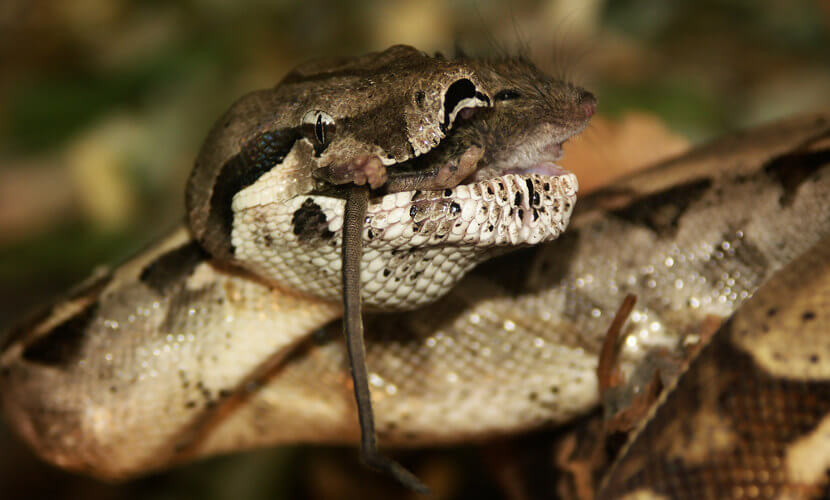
[314,155,388,190]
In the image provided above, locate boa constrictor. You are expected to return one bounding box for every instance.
[2,46,829,498]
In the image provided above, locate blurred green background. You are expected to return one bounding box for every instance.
[1,0,829,498]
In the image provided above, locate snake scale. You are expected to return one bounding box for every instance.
[1,46,829,498]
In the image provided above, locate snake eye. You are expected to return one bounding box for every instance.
[494,89,521,101]
[301,110,336,154]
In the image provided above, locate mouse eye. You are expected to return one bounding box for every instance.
[301,110,336,154]
[494,89,521,101]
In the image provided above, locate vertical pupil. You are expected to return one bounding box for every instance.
[315,114,324,143]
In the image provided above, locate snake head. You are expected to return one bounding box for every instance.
[187,47,592,310]
[187,45,492,261]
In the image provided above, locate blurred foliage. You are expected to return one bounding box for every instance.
[0,0,829,498]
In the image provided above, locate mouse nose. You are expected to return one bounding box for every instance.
[579,90,597,118]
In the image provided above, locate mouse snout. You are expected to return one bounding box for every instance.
[578,90,597,118]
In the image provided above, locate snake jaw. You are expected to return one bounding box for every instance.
[230,120,583,309]
[372,124,581,249]
[230,165,577,309]
[362,127,579,250]
[367,169,578,248]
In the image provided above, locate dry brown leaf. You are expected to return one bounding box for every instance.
[561,112,690,194]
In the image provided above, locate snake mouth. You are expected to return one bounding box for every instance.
[363,140,578,248]
[228,123,583,309]
[467,133,570,184]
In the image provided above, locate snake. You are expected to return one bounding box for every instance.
[1,46,829,498]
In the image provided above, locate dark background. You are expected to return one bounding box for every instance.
[1,0,829,498]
